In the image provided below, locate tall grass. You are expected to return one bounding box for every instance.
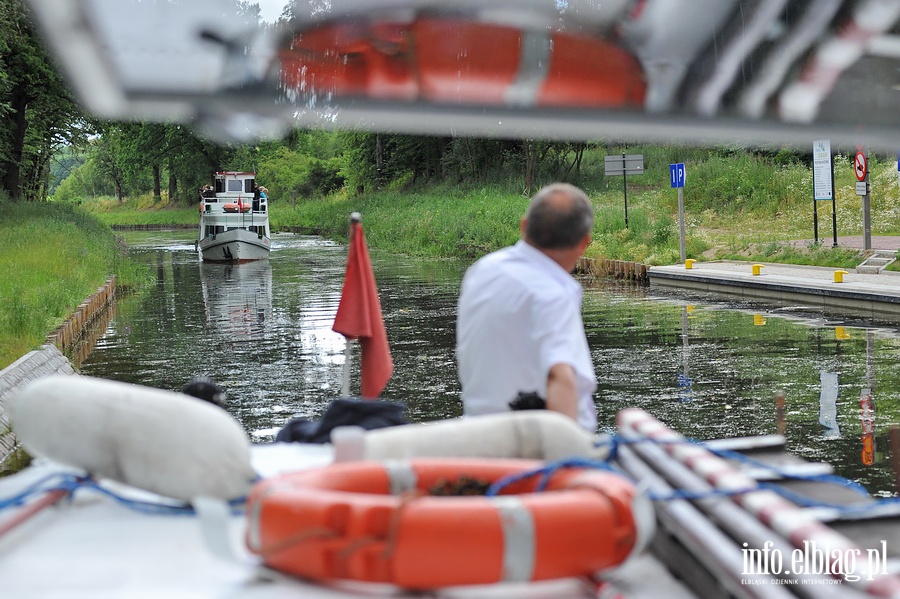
[74,146,900,269]
[272,185,526,258]
[80,193,197,226]
[0,200,151,368]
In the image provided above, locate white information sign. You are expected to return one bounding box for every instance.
[856,181,869,196]
[812,139,833,200]
[604,154,644,175]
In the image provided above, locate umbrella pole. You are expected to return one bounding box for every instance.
[342,340,351,397]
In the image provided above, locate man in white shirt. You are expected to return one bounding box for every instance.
[456,183,597,432]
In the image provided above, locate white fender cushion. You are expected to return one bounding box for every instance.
[363,411,599,461]
[8,375,257,501]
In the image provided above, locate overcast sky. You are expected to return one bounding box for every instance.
[256,0,286,23]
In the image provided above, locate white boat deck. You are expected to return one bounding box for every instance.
[0,443,696,599]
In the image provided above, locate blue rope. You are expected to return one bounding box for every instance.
[591,432,887,511]
[485,457,620,497]
[0,472,246,516]
[703,444,871,497]
[484,455,760,502]
[0,472,83,510]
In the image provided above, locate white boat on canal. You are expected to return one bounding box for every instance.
[198,171,271,263]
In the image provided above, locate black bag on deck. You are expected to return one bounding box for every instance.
[274,397,409,444]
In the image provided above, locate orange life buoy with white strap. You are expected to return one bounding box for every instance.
[245,458,652,589]
[278,18,646,109]
[222,202,252,213]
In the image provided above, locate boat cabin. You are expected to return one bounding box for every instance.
[199,171,269,240]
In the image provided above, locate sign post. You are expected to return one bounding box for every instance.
[855,148,871,250]
[812,140,836,246]
[604,154,644,228]
[670,162,687,262]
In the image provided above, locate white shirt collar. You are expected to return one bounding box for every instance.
[511,240,581,294]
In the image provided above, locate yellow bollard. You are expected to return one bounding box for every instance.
[834,270,848,283]
[753,314,767,326]
[752,264,764,275]
[685,259,696,269]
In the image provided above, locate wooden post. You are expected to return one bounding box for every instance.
[775,390,786,436]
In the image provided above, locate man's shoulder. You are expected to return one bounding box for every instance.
[465,246,517,278]
[466,254,571,301]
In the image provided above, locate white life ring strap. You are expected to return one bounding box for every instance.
[384,460,417,495]
[246,487,276,553]
[504,31,552,107]
[195,495,260,566]
[493,496,536,583]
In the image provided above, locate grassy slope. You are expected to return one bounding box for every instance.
[78,150,900,270]
[268,148,899,269]
[82,195,197,226]
[0,202,151,369]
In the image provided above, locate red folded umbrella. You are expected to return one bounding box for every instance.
[332,214,393,398]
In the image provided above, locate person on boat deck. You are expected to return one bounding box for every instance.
[252,185,268,211]
[456,182,597,432]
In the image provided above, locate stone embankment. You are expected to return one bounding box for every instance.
[0,277,117,471]
[110,224,194,231]
[0,345,75,468]
[579,257,649,284]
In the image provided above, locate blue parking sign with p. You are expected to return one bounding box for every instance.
[670,163,686,188]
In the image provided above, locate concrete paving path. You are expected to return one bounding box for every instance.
[799,235,900,251]
[648,256,900,321]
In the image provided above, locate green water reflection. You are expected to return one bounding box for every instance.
[81,231,900,497]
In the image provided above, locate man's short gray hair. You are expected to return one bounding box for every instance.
[524,183,594,249]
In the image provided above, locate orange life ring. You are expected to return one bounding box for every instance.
[278,18,646,109]
[245,458,647,589]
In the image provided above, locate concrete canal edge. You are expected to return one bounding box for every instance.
[648,262,900,320]
[0,277,117,472]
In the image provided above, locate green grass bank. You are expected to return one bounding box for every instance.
[0,201,151,369]
[77,147,900,270]
[269,147,900,269]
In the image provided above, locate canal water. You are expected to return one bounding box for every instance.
[81,230,900,497]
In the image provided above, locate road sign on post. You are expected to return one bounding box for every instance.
[856,149,871,250]
[604,154,644,227]
[670,163,686,188]
[812,140,837,247]
[855,151,868,182]
[604,154,645,176]
[670,163,687,261]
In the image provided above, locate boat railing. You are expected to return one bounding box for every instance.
[200,193,269,241]
[201,196,268,218]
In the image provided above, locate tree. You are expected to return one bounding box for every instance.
[0,0,88,201]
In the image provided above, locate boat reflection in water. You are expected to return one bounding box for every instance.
[199,260,272,342]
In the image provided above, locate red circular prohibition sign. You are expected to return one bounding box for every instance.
[855,151,867,181]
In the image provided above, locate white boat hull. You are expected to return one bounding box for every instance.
[199,228,271,263]
[198,172,271,264]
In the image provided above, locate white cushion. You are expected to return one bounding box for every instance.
[8,375,257,501]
